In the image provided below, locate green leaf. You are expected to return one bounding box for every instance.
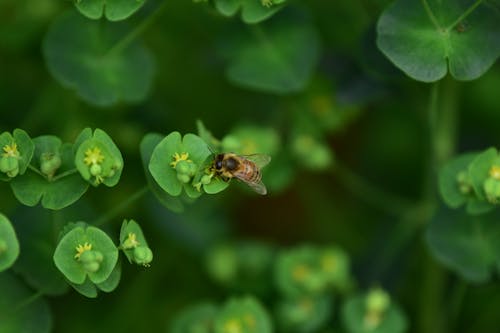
[53,224,118,284]
[43,10,155,106]
[225,20,320,94]
[0,213,20,272]
[426,207,500,283]
[0,273,52,333]
[438,153,476,208]
[75,0,146,21]
[341,293,407,333]
[0,129,34,181]
[214,296,273,333]
[96,261,121,292]
[11,207,68,295]
[377,0,500,82]
[276,295,332,333]
[68,277,98,298]
[10,137,89,210]
[468,147,498,201]
[149,132,212,197]
[140,133,184,212]
[214,0,285,24]
[170,302,218,333]
[74,128,123,187]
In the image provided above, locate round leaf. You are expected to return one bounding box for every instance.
[225,20,320,94]
[96,261,121,292]
[10,140,89,210]
[377,0,500,82]
[214,296,273,333]
[426,206,500,283]
[75,0,146,21]
[0,213,20,272]
[341,294,407,333]
[140,133,184,212]
[53,225,118,284]
[43,10,155,106]
[438,152,477,208]
[214,0,285,24]
[0,273,52,333]
[68,277,98,298]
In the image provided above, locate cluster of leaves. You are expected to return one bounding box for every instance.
[0,128,122,210]
[168,242,407,333]
[427,147,500,283]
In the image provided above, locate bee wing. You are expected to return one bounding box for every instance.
[241,154,271,169]
[236,176,268,195]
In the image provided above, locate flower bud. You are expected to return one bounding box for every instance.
[83,261,100,273]
[133,246,153,266]
[40,153,62,177]
[177,173,191,184]
[0,156,19,174]
[484,177,500,203]
[176,160,191,175]
[201,174,213,185]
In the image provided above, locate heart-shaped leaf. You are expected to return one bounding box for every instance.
[426,206,500,283]
[377,0,500,82]
[225,20,320,94]
[10,137,88,210]
[75,0,146,21]
[214,0,285,24]
[43,10,155,106]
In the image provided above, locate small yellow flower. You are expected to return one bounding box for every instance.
[489,165,500,180]
[2,142,19,157]
[75,242,92,260]
[321,254,337,272]
[84,147,105,166]
[126,232,140,248]
[170,152,191,168]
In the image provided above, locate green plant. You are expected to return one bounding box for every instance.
[1,0,500,332]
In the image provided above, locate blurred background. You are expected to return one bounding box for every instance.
[1,0,500,332]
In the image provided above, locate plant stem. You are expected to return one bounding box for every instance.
[93,186,149,226]
[105,0,168,57]
[332,161,415,217]
[28,164,47,179]
[13,291,44,312]
[446,0,483,31]
[418,76,459,333]
[52,168,78,182]
[421,0,443,31]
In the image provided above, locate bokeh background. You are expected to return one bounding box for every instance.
[1,0,500,332]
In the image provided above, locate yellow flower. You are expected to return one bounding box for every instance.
[170,152,191,168]
[84,147,105,166]
[75,242,92,260]
[223,319,243,333]
[2,142,19,157]
[124,232,140,248]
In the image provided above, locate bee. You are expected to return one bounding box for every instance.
[213,153,271,195]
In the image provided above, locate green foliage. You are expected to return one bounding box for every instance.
[2,0,500,331]
[0,129,34,180]
[0,273,52,333]
[0,213,19,272]
[224,19,320,94]
[53,224,118,285]
[213,296,273,333]
[74,128,123,187]
[426,207,500,283]
[341,289,407,333]
[43,10,155,106]
[74,0,146,21]
[212,0,286,24]
[377,0,500,82]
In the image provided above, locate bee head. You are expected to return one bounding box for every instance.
[214,154,224,170]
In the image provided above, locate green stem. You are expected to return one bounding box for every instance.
[51,168,78,182]
[13,291,44,312]
[28,164,47,179]
[93,186,149,226]
[104,0,168,57]
[332,161,415,217]
[421,0,443,31]
[446,0,483,31]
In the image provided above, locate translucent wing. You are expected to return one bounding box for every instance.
[241,154,271,169]
[236,177,268,195]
